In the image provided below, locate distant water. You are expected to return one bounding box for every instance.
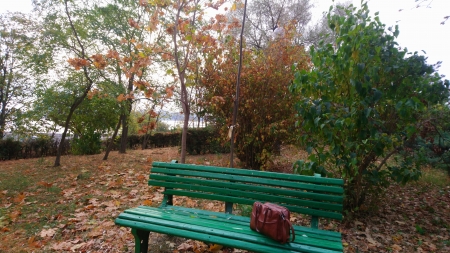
[161,119,206,129]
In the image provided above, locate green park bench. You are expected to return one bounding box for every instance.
[115,161,344,253]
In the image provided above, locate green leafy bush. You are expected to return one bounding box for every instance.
[71,131,102,155]
[290,2,449,210]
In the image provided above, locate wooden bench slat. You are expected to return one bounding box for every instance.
[152,162,344,186]
[150,180,343,212]
[116,218,304,253]
[121,208,341,245]
[151,174,344,203]
[121,209,342,250]
[159,206,342,238]
[118,208,343,252]
[163,189,343,220]
[116,218,342,253]
[135,206,342,241]
[151,168,344,194]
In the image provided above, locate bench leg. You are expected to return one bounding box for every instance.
[131,228,150,253]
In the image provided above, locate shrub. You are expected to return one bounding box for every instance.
[71,131,102,155]
[290,2,449,210]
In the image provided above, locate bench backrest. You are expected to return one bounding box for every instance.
[150,161,344,222]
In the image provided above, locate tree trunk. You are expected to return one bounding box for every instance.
[119,74,135,154]
[103,116,122,160]
[119,113,128,153]
[0,100,6,139]
[180,80,190,163]
[55,104,79,166]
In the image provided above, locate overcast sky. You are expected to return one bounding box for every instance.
[313,0,450,79]
[2,0,449,79]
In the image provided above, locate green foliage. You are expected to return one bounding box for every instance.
[185,127,229,155]
[0,138,22,160]
[71,130,102,155]
[72,92,120,135]
[156,121,170,132]
[290,2,449,210]
[0,13,36,138]
[414,105,450,176]
[415,224,426,235]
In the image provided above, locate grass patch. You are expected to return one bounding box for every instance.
[235,204,252,217]
[77,170,91,180]
[0,172,31,194]
[419,166,450,187]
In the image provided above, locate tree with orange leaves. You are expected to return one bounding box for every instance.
[32,0,168,164]
[201,19,310,170]
[143,0,227,163]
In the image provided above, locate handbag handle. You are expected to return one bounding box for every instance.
[282,216,296,242]
[256,206,270,232]
[254,203,261,232]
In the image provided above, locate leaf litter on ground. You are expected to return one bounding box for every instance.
[0,146,448,252]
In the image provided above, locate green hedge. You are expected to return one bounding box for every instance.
[0,127,227,160]
[110,127,228,155]
[0,137,70,160]
[185,128,229,155]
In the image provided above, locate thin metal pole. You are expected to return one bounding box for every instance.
[229,0,248,169]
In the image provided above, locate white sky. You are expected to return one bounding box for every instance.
[1,0,449,79]
[312,0,450,79]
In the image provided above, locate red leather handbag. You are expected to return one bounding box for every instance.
[250,202,295,244]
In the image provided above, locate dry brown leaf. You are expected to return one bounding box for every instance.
[209,244,223,252]
[142,200,152,206]
[9,210,21,222]
[137,174,146,181]
[392,234,402,243]
[88,227,103,238]
[13,192,25,204]
[40,228,56,238]
[177,242,192,251]
[364,227,379,246]
[70,242,86,251]
[391,244,402,251]
[38,181,53,188]
[51,242,73,251]
[28,236,42,248]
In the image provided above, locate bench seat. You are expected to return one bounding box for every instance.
[116,205,343,253]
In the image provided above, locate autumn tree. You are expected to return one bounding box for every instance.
[84,0,161,155]
[32,0,165,162]
[136,84,175,149]
[29,0,103,166]
[0,13,36,138]
[145,0,226,163]
[290,2,450,209]
[201,19,310,170]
